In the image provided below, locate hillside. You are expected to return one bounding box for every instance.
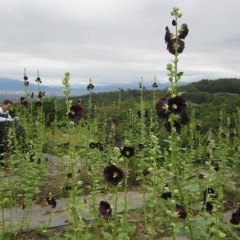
[179,78,240,94]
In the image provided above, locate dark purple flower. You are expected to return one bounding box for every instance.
[24,81,29,86]
[38,91,45,98]
[212,162,219,172]
[167,38,185,55]
[168,96,187,115]
[68,100,84,123]
[96,142,104,151]
[203,188,217,212]
[161,192,172,200]
[121,146,135,158]
[230,207,240,225]
[114,141,124,149]
[179,24,189,39]
[164,119,182,133]
[152,82,158,88]
[20,97,29,107]
[175,204,187,219]
[89,142,96,149]
[67,173,72,178]
[103,165,124,186]
[143,168,150,176]
[156,98,169,119]
[46,196,57,208]
[172,20,177,26]
[138,143,144,149]
[35,77,42,83]
[99,201,112,220]
[87,83,94,90]
[35,99,42,107]
[194,159,203,165]
[165,26,172,43]
[196,124,201,131]
[198,174,205,179]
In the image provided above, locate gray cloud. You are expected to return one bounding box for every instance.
[0,0,239,86]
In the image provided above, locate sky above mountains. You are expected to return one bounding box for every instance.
[0,0,240,86]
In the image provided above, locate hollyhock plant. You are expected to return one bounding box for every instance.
[103,165,124,186]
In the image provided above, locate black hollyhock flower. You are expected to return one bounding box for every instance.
[143,168,150,176]
[179,24,189,39]
[167,38,185,55]
[96,142,104,151]
[156,98,169,119]
[152,82,158,88]
[103,165,124,186]
[68,100,84,123]
[89,142,96,149]
[180,111,189,125]
[168,96,187,115]
[196,124,201,131]
[24,75,28,81]
[24,81,29,86]
[20,97,29,107]
[65,186,72,191]
[194,159,203,165]
[38,91,45,98]
[67,173,72,178]
[35,77,42,83]
[230,207,240,225]
[165,26,172,43]
[114,141,124,149]
[35,99,42,107]
[172,20,177,26]
[99,201,112,220]
[205,202,213,212]
[161,192,172,200]
[46,196,57,208]
[203,188,217,200]
[212,162,219,171]
[221,132,226,139]
[138,143,144,149]
[37,158,41,164]
[198,174,205,179]
[121,146,135,158]
[164,119,182,133]
[30,154,35,162]
[175,204,187,219]
[203,188,217,212]
[87,83,94,90]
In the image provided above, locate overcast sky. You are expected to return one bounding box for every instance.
[0,0,240,87]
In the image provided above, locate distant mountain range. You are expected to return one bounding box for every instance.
[0,77,174,95]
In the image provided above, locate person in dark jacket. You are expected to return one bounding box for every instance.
[0,99,13,165]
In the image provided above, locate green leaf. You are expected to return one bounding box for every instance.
[177,72,184,78]
[218,231,226,238]
[102,231,113,240]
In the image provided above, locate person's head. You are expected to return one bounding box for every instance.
[2,99,13,112]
